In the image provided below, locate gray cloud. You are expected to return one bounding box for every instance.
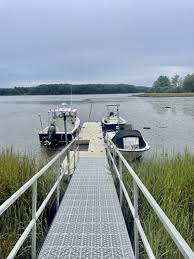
[0,0,194,87]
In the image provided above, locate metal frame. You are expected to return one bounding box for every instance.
[106,138,194,259]
[0,137,79,259]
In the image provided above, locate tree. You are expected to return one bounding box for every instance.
[171,75,182,88]
[152,76,171,92]
[183,74,194,92]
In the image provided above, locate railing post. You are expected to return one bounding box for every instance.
[112,145,116,163]
[133,179,139,259]
[67,149,70,182]
[110,143,114,172]
[106,140,110,165]
[31,180,37,259]
[119,157,123,206]
[56,158,61,209]
[73,140,76,172]
[77,131,80,161]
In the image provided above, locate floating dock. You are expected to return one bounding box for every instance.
[79,122,105,157]
[38,122,134,258]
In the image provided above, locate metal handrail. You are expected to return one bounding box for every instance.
[0,137,79,259]
[106,138,194,259]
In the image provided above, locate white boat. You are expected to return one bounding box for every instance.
[39,107,80,147]
[106,124,150,160]
[102,104,126,132]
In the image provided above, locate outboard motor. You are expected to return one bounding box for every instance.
[48,124,56,141]
[44,124,56,147]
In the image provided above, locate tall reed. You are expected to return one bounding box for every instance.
[123,150,194,258]
[0,148,67,259]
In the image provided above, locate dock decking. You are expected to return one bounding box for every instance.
[38,122,134,258]
[79,122,105,158]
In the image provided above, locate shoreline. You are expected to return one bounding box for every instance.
[136,92,194,97]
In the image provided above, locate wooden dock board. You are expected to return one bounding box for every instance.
[79,122,105,157]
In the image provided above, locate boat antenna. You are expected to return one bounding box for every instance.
[116,105,120,130]
[70,85,72,108]
[48,111,50,126]
[61,103,68,145]
[88,103,93,122]
[63,112,68,146]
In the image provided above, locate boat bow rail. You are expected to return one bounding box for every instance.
[0,137,79,259]
[106,137,194,259]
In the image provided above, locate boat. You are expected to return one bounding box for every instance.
[39,107,80,147]
[106,124,150,160]
[101,104,126,132]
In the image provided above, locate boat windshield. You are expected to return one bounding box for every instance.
[123,137,139,150]
[106,104,120,118]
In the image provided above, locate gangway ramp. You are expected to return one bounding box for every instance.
[38,158,134,258]
[38,122,134,258]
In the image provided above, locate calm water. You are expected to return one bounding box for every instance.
[0,94,194,160]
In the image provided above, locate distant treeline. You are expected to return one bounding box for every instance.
[150,73,194,93]
[0,84,147,96]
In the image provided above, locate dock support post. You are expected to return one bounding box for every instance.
[133,179,139,259]
[31,180,37,259]
[119,157,123,206]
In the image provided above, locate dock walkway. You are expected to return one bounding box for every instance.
[38,123,134,258]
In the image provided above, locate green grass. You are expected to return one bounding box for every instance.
[123,151,194,258]
[1,148,194,258]
[0,148,68,259]
[137,92,194,97]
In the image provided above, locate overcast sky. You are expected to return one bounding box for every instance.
[0,0,194,87]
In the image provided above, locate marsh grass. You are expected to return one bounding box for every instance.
[123,150,194,258]
[0,148,68,259]
[1,147,194,258]
[138,92,194,97]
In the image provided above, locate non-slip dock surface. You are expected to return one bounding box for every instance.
[38,158,134,259]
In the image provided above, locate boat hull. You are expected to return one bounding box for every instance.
[109,146,149,160]
[102,122,125,132]
[39,121,80,147]
[39,131,77,146]
[119,149,145,160]
[101,117,126,132]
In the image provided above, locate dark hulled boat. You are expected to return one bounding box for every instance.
[39,107,80,147]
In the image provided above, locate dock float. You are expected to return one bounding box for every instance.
[38,122,134,258]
